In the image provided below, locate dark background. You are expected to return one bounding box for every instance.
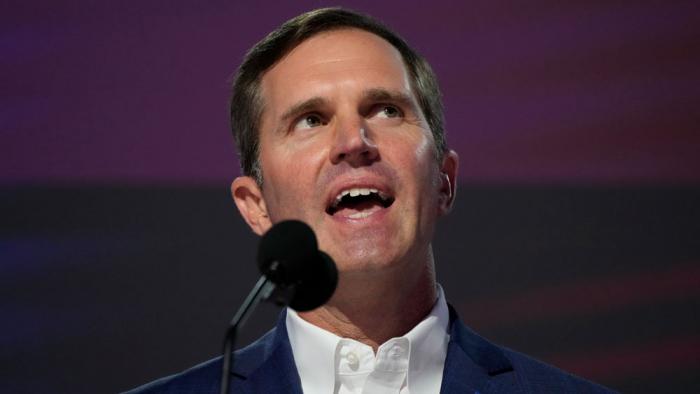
[2,1,699,393]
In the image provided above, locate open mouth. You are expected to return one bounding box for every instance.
[326,187,395,219]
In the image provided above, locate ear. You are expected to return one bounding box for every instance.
[437,149,459,215]
[231,176,272,236]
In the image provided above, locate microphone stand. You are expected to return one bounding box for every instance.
[219,275,274,394]
[218,220,336,393]
[219,262,296,394]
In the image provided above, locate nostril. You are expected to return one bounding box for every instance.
[330,125,379,165]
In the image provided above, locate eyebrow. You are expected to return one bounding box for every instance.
[280,97,329,125]
[361,88,418,112]
[276,88,419,132]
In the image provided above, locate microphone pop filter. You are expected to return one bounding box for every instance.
[289,250,338,311]
[257,220,338,311]
[258,220,318,284]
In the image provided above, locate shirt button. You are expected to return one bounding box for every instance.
[389,345,404,359]
[346,352,359,368]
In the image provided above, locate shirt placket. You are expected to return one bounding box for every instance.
[362,337,410,393]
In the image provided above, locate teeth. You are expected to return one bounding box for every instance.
[348,211,372,219]
[334,188,381,203]
[329,187,394,212]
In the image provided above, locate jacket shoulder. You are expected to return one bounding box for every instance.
[501,347,618,393]
[446,305,617,393]
[123,328,277,394]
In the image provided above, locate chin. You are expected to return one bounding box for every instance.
[332,247,405,274]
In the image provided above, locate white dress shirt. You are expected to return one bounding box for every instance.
[286,286,450,394]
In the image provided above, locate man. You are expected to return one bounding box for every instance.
[128,8,615,393]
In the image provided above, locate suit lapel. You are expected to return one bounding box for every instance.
[230,306,518,394]
[441,341,493,393]
[231,310,303,394]
[440,305,517,394]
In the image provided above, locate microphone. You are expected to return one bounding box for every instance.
[258,220,338,311]
[220,220,337,394]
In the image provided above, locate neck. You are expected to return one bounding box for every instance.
[297,249,437,350]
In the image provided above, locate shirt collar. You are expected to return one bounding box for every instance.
[405,285,450,392]
[286,304,340,393]
[286,285,450,393]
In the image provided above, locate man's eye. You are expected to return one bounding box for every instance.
[376,105,401,119]
[293,114,323,130]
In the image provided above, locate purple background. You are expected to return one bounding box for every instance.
[3,0,699,185]
[2,1,700,393]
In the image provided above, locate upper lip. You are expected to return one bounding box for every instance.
[324,177,395,214]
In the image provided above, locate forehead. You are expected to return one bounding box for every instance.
[259,28,413,120]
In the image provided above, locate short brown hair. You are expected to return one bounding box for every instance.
[230,7,446,184]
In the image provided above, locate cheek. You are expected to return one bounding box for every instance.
[260,148,324,216]
[402,135,439,188]
[406,142,442,217]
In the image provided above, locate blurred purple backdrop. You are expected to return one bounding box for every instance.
[2,1,700,393]
[3,0,698,185]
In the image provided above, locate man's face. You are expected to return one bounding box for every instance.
[233,29,457,275]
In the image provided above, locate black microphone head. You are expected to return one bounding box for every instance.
[289,250,338,312]
[257,220,338,311]
[258,220,318,284]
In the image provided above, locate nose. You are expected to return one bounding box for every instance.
[329,119,379,167]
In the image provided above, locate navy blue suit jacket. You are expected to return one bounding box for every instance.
[127,306,616,393]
